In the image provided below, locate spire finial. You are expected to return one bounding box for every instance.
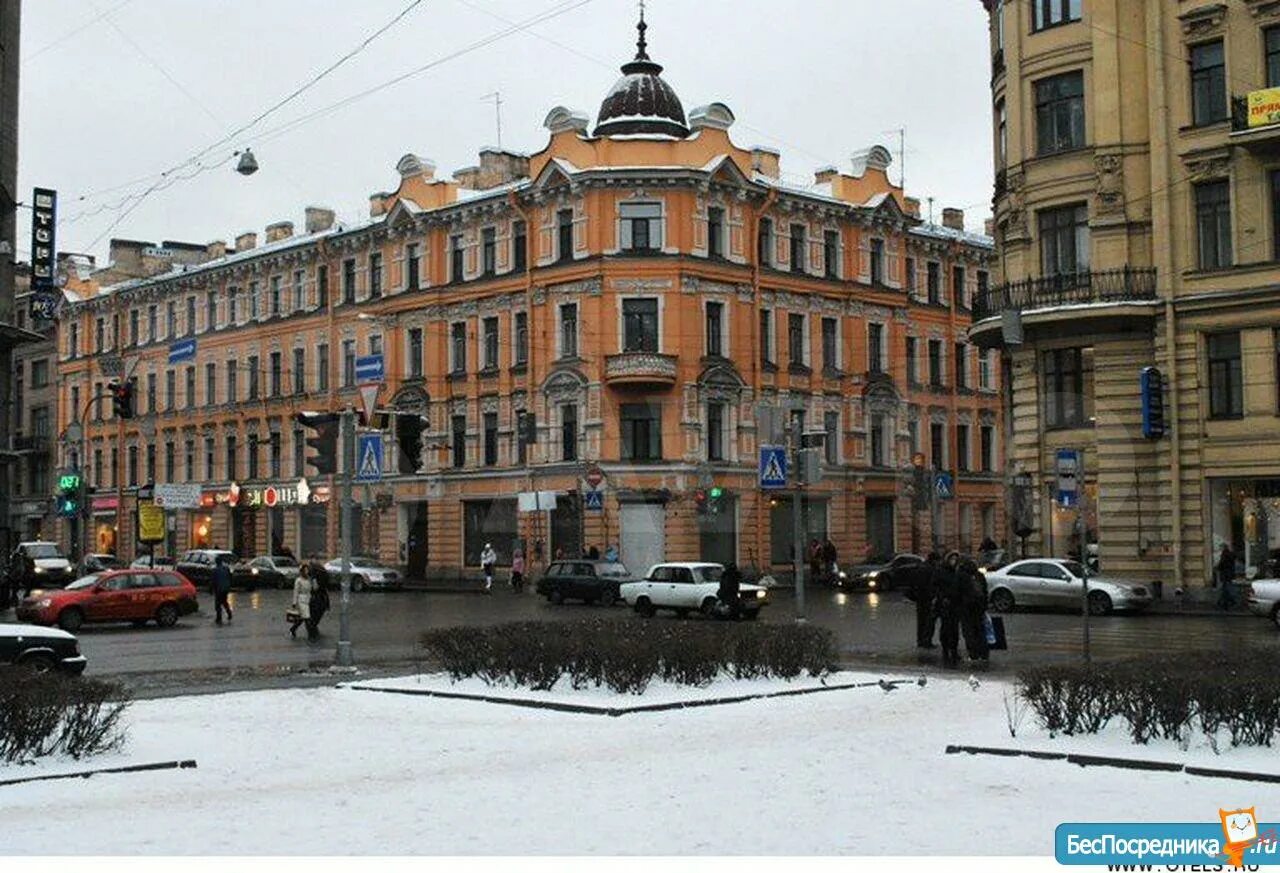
[635,0,649,60]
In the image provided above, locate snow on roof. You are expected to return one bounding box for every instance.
[454,178,530,203]
[910,222,993,249]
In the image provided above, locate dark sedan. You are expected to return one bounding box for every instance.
[0,622,87,675]
[839,553,925,592]
[536,560,631,605]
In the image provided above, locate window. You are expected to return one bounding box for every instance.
[996,100,1007,168]
[955,343,969,389]
[1035,71,1085,155]
[482,316,499,371]
[788,313,807,368]
[560,404,578,461]
[790,223,806,272]
[557,209,574,261]
[222,361,236,405]
[621,403,662,460]
[930,422,945,470]
[1207,332,1243,419]
[979,348,994,390]
[247,434,259,479]
[292,429,304,477]
[293,270,305,311]
[317,344,329,391]
[869,237,885,285]
[515,409,528,465]
[293,348,305,394]
[824,410,839,464]
[450,323,467,374]
[977,269,990,306]
[906,257,917,297]
[29,358,48,388]
[870,413,887,467]
[205,363,216,405]
[147,305,158,341]
[981,425,995,472]
[481,228,496,275]
[621,202,662,251]
[270,277,281,316]
[1268,27,1280,88]
[202,292,215,331]
[758,217,774,266]
[342,259,356,304]
[867,323,884,374]
[707,402,726,461]
[956,424,971,472]
[269,352,282,397]
[615,298,658,353]
[513,221,527,272]
[342,340,355,387]
[70,385,80,424]
[243,355,258,400]
[928,340,943,387]
[559,303,578,358]
[166,369,177,409]
[405,243,421,290]
[317,265,329,308]
[906,336,919,384]
[824,230,840,279]
[164,441,175,482]
[408,328,423,378]
[1039,204,1090,276]
[822,317,839,372]
[226,435,237,481]
[1190,41,1227,126]
[125,444,137,488]
[369,252,383,299]
[953,266,967,309]
[1043,347,1090,427]
[927,261,941,303]
[760,309,774,365]
[186,438,196,481]
[1195,180,1232,270]
[186,298,197,335]
[128,309,138,346]
[1032,0,1081,32]
[144,442,154,483]
[227,291,238,326]
[706,301,725,357]
[514,312,528,366]
[707,207,725,258]
[483,412,498,466]
[251,283,262,321]
[95,317,105,353]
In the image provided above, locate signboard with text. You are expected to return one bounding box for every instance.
[1248,86,1280,128]
[137,502,166,543]
[153,482,203,509]
[29,187,58,321]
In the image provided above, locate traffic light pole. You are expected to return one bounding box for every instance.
[335,406,355,669]
[789,421,806,624]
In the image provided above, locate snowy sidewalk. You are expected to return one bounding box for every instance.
[3,670,1276,855]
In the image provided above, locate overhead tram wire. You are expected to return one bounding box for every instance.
[24,0,134,65]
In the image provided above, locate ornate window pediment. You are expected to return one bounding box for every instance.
[697,361,745,401]
[541,366,588,401]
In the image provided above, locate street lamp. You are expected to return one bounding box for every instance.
[235,148,259,176]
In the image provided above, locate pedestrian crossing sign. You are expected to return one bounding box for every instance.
[356,433,383,483]
[759,445,788,490]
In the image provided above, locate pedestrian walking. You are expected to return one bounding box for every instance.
[1217,543,1236,610]
[957,556,990,663]
[808,539,823,585]
[907,552,940,649]
[717,562,743,620]
[822,538,838,580]
[480,542,498,593]
[936,551,963,667]
[588,544,601,560]
[604,543,618,563]
[212,554,234,625]
[510,548,526,593]
[307,567,330,642]
[289,563,315,638]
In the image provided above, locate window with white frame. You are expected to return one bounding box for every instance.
[760,309,774,365]
[868,322,886,374]
[482,316,499,371]
[788,313,808,368]
[620,202,663,252]
[979,349,994,390]
[623,298,660,353]
[450,322,467,375]
[870,413,888,467]
[514,312,528,366]
[706,401,727,461]
[559,303,579,358]
[707,207,725,259]
[705,301,726,357]
[822,317,839,372]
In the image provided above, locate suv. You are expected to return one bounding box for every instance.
[0,623,87,675]
[7,542,75,590]
[176,549,239,588]
[536,560,631,605]
[620,562,768,619]
[17,568,199,631]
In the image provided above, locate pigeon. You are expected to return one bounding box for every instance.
[878,679,898,693]
[967,675,981,691]
[916,675,928,688]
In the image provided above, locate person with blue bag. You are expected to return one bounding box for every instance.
[957,556,990,664]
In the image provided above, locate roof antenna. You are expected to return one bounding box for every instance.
[481,91,503,150]
[635,0,649,60]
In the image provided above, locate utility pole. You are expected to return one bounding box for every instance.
[336,405,355,668]
[789,412,806,623]
[1079,450,1090,664]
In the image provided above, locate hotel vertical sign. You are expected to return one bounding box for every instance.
[29,187,59,321]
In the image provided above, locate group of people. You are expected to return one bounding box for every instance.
[207,554,331,642]
[904,551,990,667]
[478,542,622,594]
[808,538,839,584]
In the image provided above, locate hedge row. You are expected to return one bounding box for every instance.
[420,619,837,694]
[0,673,131,764]
[1017,651,1280,749]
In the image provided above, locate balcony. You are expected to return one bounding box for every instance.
[604,352,678,387]
[1230,92,1280,153]
[970,268,1159,346]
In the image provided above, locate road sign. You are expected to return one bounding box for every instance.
[356,432,383,482]
[355,354,385,384]
[585,465,604,489]
[358,383,380,425]
[584,489,604,511]
[934,471,955,500]
[153,482,202,509]
[759,445,788,490]
[168,338,196,365]
[1140,366,1165,439]
[1056,449,1081,508]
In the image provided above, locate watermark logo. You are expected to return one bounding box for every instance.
[1221,807,1264,868]
[1056,807,1279,867]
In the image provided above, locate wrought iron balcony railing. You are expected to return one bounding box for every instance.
[972,268,1158,322]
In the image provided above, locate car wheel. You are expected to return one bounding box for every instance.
[18,652,57,675]
[549,590,563,605]
[352,576,366,593]
[596,590,615,607]
[1088,590,1113,616]
[700,597,718,617]
[57,608,83,632]
[155,603,179,628]
[989,588,1016,614]
[635,597,655,618]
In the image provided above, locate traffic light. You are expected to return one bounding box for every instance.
[693,488,708,516]
[295,411,341,475]
[55,471,82,517]
[109,380,134,419]
[694,487,726,517]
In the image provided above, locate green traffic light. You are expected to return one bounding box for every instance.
[709,486,723,499]
[59,473,82,491]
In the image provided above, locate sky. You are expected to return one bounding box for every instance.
[18,0,996,264]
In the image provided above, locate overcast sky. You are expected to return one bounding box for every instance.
[19,0,994,263]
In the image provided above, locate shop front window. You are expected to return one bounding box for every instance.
[1210,479,1280,581]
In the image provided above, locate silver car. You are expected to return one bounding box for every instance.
[322,556,401,592]
[984,558,1154,616]
[1247,578,1280,628]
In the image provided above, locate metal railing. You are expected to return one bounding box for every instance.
[972,267,1158,322]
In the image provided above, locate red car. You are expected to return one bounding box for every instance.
[16,568,199,631]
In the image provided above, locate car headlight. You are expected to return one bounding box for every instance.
[837,570,848,579]
[35,598,51,609]
[34,567,46,574]
[868,579,878,589]
[251,568,259,575]
[867,570,879,579]
[755,590,766,599]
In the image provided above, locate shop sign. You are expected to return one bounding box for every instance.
[91,495,119,512]
[153,482,203,509]
[1247,86,1280,128]
[229,478,332,510]
[137,502,166,543]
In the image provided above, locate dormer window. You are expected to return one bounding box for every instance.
[621,202,662,252]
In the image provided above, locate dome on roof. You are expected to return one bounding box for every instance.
[593,11,689,139]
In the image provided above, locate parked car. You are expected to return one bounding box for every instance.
[1246,578,1280,629]
[841,553,925,592]
[130,554,176,569]
[240,556,299,590]
[0,623,86,675]
[16,568,199,631]
[983,558,1153,616]
[80,553,126,575]
[6,542,75,590]
[976,548,1008,573]
[620,562,768,619]
[536,560,631,605]
[322,557,401,592]
[176,549,240,588]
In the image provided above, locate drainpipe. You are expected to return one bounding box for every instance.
[752,187,777,574]
[1149,5,1184,593]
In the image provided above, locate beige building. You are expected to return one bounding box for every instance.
[975,0,1280,595]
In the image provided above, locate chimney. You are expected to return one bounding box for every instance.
[264,221,294,243]
[452,165,480,189]
[305,206,335,234]
[207,240,227,260]
[814,166,838,186]
[903,197,922,219]
[234,231,257,252]
[368,193,390,218]
[750,146,780,180]
[942,208,965,231]
[471,148,529,190]
[984,218,995,237]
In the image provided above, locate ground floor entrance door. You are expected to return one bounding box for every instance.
[866,497,895,562]
[406,502,429,579]
[620,501,666,579]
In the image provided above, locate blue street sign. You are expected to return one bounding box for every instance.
[168,338,197,365]
[356,433,383,483]
[355,354,385,384]
[584,489,604,511]
[934,471,955,500]
[759,445,788,490]
[1056,448,1081,508]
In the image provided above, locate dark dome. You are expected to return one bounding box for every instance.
[593,14,689,139]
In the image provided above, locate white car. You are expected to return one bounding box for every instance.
[619,562,768,618]
[1247,578,1280,628]
[984,558,1154,616]
[322,556,401,592]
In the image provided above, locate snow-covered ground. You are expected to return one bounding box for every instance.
[3,670,1276,855]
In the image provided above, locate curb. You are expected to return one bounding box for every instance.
[0,759,197,788]
[945,744,1280,782]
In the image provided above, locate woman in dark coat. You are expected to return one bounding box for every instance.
[957,557,990,663]
[718,562,743,620]
[935,552,963,667]
[306,562,331,641]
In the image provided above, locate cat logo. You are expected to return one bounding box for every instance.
[1219,807,1273,867]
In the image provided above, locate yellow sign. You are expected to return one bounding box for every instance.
[1247,87,1280,128]
[137,501,166,544]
